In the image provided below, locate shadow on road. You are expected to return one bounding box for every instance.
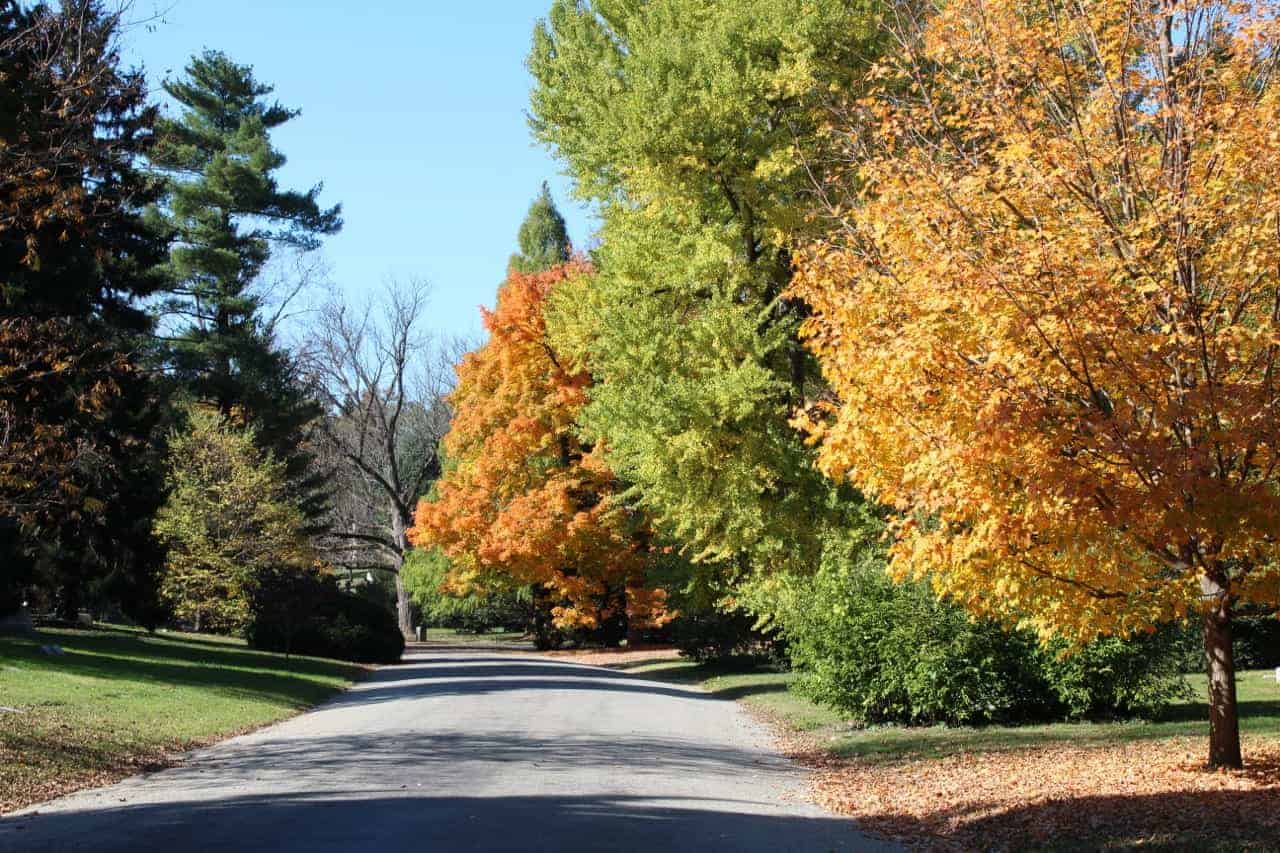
[3,792,882,852]
[323,656,718,708]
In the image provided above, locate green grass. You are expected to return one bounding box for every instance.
[0,624,364,813]
[624,659,1280,762]
[421,627,529,646]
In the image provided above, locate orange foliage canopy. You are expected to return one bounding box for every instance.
[791,0,1280,644]
[409,261,667,631]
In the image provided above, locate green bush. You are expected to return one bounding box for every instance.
[1041,632,1189,719]
[758,550,1188,726]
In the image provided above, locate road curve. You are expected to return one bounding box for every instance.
[0,646,894,852]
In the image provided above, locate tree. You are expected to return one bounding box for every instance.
[529,0,884,582]
[307,281,452,639]
[790,0,1280,768]
[0,1,168,622]
[0,0,165,327]
[153,405,315,634]
[147,50,341,522]
[409,261,670,646]
[509,182,571,274]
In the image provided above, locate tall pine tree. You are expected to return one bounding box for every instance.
[148,51,341,523]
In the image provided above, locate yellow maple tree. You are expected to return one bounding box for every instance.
[792,0,1280,767]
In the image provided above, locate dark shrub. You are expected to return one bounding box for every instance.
[247,572,403,664]
[671,605,784,664]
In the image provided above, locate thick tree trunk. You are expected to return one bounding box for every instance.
[1203,578,1243,769]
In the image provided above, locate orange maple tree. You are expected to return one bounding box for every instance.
[409,261,668,641]
[792,0,1280,767]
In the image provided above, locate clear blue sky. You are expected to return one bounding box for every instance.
[121,1,595,340]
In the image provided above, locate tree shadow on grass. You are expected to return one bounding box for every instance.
[1,630,361,710]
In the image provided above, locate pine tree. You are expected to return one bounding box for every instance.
[509,182,570,273]
[0,0,168,623]
[148,50,341,523]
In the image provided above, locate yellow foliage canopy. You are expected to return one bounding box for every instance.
[791,0,1280,642]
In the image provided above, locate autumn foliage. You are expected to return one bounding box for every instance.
[409,261,668,636]
[791,0,1280,766]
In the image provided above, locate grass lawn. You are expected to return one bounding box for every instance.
[0,624,365,814]
[623,659,1280,759]
[421,627,528,647]
[623,658,1280,850]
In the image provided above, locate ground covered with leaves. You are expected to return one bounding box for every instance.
[797,735,1280,851]
[0,626,362,814]
[620,657,1280,850]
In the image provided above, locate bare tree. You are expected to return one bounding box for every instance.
[306,280,455,638]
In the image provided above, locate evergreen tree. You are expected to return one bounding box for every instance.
[0,0,168,623]
[509,182,571,273]
[148,50,341,523]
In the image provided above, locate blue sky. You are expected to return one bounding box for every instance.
[121,1,595,340]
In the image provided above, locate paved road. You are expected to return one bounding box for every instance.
[0,646,893,852]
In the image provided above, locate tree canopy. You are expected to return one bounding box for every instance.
[790,0,1280,768]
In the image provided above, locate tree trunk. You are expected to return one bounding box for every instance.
[1203,578,1243,769]
[393,569,412,642]
[390,509,414,641]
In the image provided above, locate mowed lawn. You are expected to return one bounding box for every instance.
[0,626,365,814]
[623,658,1280,850]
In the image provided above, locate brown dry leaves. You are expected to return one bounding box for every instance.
[0,708,181,815]
[796,736,1280,850]
[525,644,683,669]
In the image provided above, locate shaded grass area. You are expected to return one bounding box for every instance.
[623,659,1280,850]
[420,628,529,647]
[0,625,364,814]
[624,659,1280,761]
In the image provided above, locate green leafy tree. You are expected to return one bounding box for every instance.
[148,50,341,523]
[154,405,315,634]
[530,0,884,577]
[509,182,571,273]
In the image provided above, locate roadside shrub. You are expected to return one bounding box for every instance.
[247,573,403,664]
[759,550,1187,726]
[1041,633,1190,719]
[670,605,785,664]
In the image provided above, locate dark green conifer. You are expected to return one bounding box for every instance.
[149,51,341,523]
[509,182,571,273]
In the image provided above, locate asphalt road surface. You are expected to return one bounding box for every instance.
[0,646,894,852]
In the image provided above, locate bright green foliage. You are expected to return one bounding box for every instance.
[531,0,884,573]
[148,51,340,521]
[402,547,530,633]
[509,182,571,273]
[750,550,1190,726]
[154,406,316,634]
